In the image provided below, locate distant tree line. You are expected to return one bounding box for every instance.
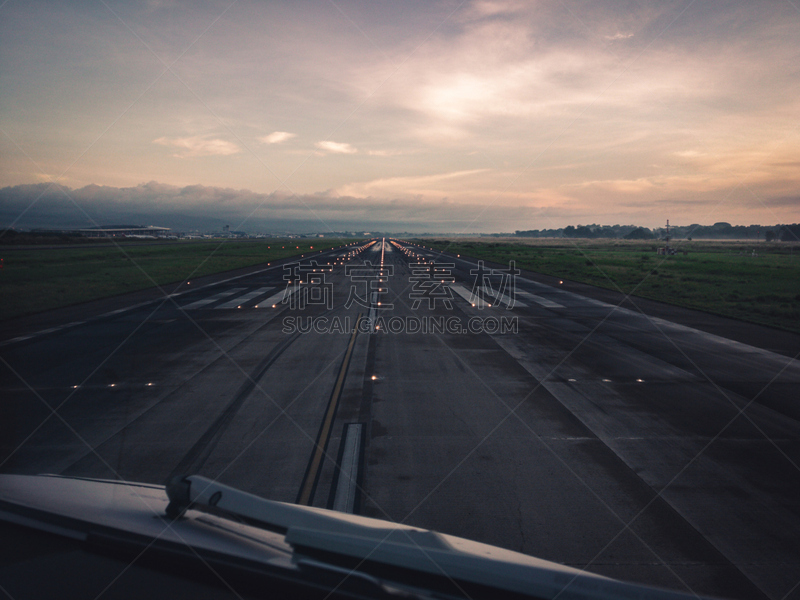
[0,228,92,245]
[514,222,800,241]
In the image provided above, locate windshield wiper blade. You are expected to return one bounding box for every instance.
[166,475,705,600]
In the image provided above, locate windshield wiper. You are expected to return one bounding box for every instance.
[166,475,703,600]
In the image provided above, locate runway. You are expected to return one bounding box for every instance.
[1,238,798,599]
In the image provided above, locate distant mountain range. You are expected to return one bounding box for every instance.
[1,182,797,240]
[0,183,315,233]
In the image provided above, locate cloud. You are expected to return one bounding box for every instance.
[0,181,538,232]
[674,150,706,158]
[259,131,296,144]
[575,178,658,194]
[315,140,357,154]
[605,32,634,40]
[762,195,800,208]
[770,161,800,169]
[153,136,240,158]
[2,180,797,234]
[366,149,409,157]
[337,169,491,199]
[467,0,525,18]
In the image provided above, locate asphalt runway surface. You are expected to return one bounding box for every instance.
[1,239,798,599]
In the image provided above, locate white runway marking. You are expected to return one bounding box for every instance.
[255,286,300,308]
[215,287,273,309]
[449,284,489,308]
[181,288,245,310]
[481,286,527,308]
[516,290,564,309]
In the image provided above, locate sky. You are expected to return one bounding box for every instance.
[1,0,799,233]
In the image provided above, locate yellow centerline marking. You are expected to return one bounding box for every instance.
[297,313,363,506]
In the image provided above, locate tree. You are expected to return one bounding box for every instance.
[779,224,800,242]
[624,227,654,240]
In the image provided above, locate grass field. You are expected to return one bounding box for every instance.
[0,238,357,320]
[416,238,800,333]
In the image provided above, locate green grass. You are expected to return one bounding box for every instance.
[417,238,800,333]
[0,238,359,320]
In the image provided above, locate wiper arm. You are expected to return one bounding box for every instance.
[166,475,705,600]
[167,475,434,539]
